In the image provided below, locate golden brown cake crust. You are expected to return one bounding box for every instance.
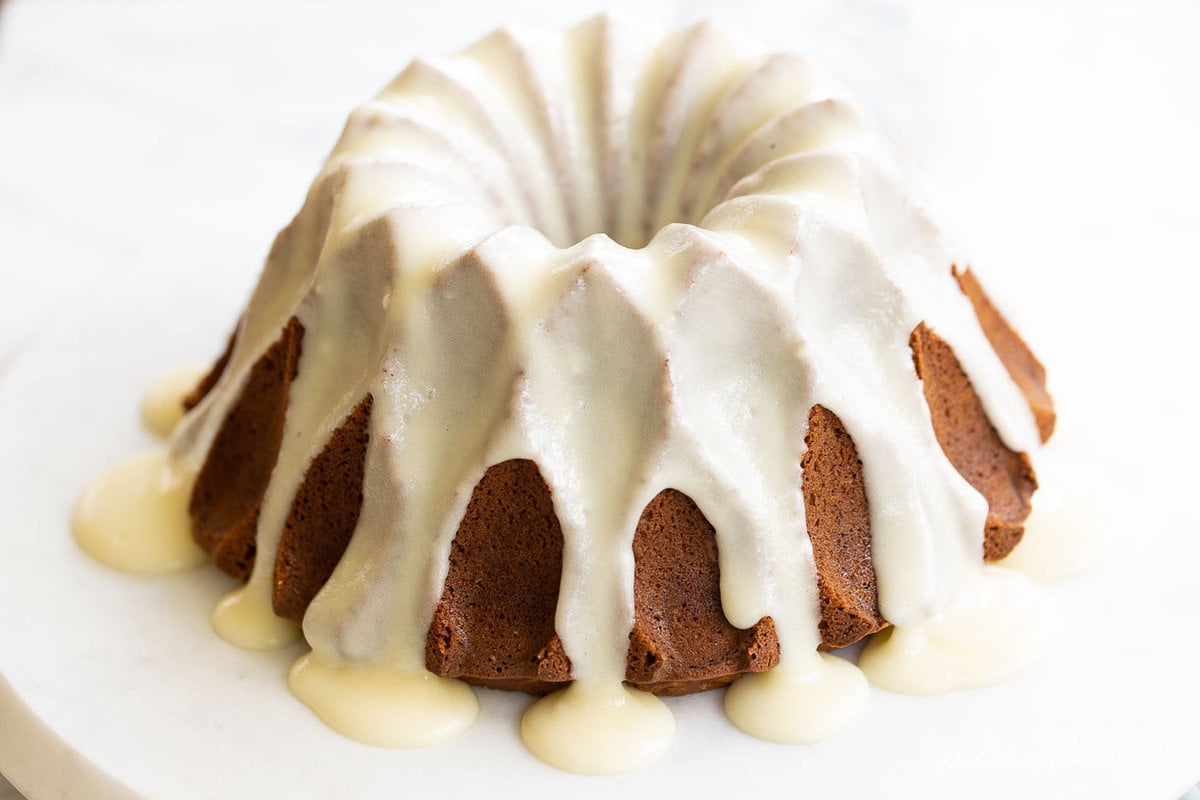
[272,395,373,622]
[954,266,1056,442]
[188,317,302,579]
[625,489,780,695]
[803,405,887,648]
[425,459,571,694]
[911,322,1037,561]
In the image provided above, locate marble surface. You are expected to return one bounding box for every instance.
[2,0,1199,797]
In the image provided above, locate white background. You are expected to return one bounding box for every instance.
[2,1,1199,797]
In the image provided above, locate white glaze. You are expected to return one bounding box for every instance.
[288,653,478,748]
[521,683,675,774]
[858,566,1057,694]
[1002,480,1110,580]
[1000,426,1117,579]
[73,449,205,574]
[140,366,207,439]
[79,16,1055,773]
[724,653,869,745]
[211,587,300,650]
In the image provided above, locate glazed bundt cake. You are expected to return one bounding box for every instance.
[75,16,1056,773]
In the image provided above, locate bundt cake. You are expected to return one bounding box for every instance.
[74,15,1056,774]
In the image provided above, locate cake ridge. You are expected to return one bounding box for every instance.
[684,50,841,220]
